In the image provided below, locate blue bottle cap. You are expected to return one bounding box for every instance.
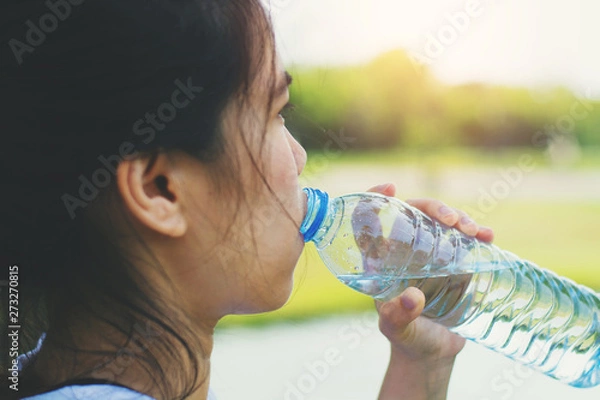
[300,188,329,242]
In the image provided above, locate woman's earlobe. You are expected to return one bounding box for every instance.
[116,155,187,238]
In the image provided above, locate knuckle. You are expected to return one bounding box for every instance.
[379,302,406,329]
[378,301,395,320]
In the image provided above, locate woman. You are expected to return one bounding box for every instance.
[1,1,493,399]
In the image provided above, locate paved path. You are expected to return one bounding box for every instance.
[211,313,600,400]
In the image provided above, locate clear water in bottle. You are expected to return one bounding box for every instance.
[301,188,600,388]
[338,265,600,388]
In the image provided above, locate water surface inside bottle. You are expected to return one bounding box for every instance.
[339,262,600,387]
[303,188,600,387]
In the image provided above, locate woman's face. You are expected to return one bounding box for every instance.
[170,53,308,319]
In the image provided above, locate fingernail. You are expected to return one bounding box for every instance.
[480,226,494,238]
[400,293,416,311]
[460,216,475,226]
[439,205,455,217]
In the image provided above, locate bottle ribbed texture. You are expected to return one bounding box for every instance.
[302,188,600,388]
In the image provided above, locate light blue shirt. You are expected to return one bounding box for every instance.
[22,384,156,400]
[17,334,217,400]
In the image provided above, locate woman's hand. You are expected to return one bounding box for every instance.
[368,183,494,400]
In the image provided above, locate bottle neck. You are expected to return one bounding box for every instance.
[300,188,330,242]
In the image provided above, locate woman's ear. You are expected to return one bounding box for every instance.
[116,152,187,237]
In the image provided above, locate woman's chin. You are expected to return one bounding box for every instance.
[230,279,294,315]
[259,280,295,313]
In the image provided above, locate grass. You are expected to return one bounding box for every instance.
[219,199,600,328]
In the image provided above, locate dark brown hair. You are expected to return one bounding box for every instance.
[0,0,280,398]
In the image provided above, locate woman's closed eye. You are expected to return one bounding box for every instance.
[278,102,296,122]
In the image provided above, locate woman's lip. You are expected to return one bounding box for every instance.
[301,189,308,220]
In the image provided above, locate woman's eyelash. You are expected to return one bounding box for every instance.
[279,102,296,118]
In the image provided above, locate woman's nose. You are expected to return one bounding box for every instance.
[287,129,307,176]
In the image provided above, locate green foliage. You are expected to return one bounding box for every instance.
[285,50,600,151]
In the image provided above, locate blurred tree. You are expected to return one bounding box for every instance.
[286,49,600,152]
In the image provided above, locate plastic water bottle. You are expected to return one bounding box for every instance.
[300,188,600,388]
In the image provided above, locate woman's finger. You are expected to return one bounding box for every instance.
[366,183,396,197]
[453,209,479,237]
[476,225,494,243]
[405,198,460,226]
[406,198,494,242]
[376,287,425,345]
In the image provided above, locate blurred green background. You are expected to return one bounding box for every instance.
[220,49,600,327]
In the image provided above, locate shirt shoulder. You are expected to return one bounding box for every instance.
[23,385,218,400]
[17,334,217,400]
[21,384,156,400]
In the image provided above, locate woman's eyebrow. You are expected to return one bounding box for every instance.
[274,70,293,99]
